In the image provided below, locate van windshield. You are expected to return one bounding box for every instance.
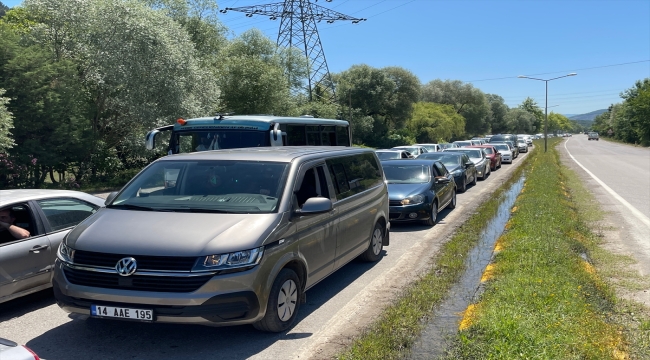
[174,130,270,153]
[109,160,288,213]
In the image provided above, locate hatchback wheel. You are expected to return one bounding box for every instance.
[459,177,467,193]
[423,201,438,226]
[448,189,457,209]
[253,269,301,332]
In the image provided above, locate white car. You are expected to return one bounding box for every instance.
[0,338,41,360]
[391,145,428,157]
[491,143,513,163]
[413,143,441,152]
[1,190,105,304]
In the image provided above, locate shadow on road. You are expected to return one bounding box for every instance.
[16,254,383,359]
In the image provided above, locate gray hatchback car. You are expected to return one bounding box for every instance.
[53,147,389,332]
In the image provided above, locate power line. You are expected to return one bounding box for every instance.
[464,60,650,83]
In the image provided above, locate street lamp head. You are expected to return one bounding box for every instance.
[517,75,526,78]
[568,73,577,76]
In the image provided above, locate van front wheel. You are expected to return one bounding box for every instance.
[359,223,384,262]
[253,268,301,332]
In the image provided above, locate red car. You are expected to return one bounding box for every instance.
[468,145,502,171]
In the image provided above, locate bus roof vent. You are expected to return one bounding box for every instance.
[299,115,314,118]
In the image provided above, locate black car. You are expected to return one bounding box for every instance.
[417,152,477,192]
[382,160,456,226]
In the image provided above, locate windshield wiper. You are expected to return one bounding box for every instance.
[172,208,236,214]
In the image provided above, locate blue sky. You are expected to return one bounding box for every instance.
[4,0,649,115]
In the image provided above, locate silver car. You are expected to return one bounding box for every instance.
[443,148,491,179]
[0,190,104,304]
[53,147,389,332]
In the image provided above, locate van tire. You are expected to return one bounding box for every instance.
[359,223,384,262]
[253,268,301,332]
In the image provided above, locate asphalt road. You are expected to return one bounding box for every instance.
[563,135,650,282]
[0,150,531,360]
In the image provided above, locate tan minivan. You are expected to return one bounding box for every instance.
[53,147,389,332]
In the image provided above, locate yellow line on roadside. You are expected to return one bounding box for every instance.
[481,264,496,282]
[458,304,477,331]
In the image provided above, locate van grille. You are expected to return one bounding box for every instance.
[73,250,197,271]
[63,267,212,293]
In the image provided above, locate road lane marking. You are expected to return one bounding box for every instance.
[564,138,650,228]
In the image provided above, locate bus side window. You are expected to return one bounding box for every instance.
[306,126,320,145]
[286,125,306,146]
[336,126,350,146]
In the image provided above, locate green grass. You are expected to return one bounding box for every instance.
[337,139,650,359]
[336,141,534,360]
[441,139,644,359]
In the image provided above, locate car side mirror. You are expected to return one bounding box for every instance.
[105,191,119,205]
[296,197,332,215]
[435,177,451,184]
[465,161,473,168]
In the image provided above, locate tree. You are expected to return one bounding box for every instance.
[0,88,14,152]
[216,29,306,115]
[0,2,8,18]
[518,97,544,132]
[420,79,489,135]
[381,67,421,128]
[486,94,509,134]
[546,112,572,133]
[621,78,650,145]
[505,109,536,134]
[406,102,465,143]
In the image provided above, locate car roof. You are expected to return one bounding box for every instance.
[158,146,371,163]
[0,189,105,207]
[183,115,348,126]
[376,149,403,152]
[392,145,420,149]
[380,159,439,166]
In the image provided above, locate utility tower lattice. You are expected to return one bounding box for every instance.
[221,1,365,103]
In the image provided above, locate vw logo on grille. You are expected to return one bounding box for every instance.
[115,257,137,276]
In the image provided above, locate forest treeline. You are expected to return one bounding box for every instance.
[0,0,640,189]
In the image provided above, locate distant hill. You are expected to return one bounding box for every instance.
[563,114,579,118]
[569,109,607,121]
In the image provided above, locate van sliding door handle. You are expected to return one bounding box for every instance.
[29,245,49,252]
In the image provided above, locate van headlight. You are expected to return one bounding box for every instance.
[57,242,75,264]
[401,194,425,205]
[194,246,265,272]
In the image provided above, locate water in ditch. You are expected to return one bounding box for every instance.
[408,176,526,360]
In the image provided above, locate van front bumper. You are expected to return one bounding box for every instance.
[52,260,263,326]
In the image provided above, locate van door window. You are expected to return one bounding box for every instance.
[326,153,382,200]
[295,166,330,208]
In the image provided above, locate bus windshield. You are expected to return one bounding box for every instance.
[172,130,269,153]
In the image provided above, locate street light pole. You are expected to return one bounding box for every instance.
[518,73,577,152]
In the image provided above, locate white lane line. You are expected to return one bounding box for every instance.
[564,138,650,228]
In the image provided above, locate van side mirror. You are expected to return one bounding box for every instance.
[145,130,159,150]
[105,191,119,205]
[296,197,332,215]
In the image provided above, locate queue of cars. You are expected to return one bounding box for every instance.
[0,136,531,341]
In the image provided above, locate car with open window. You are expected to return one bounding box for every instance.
[0,190,105,304]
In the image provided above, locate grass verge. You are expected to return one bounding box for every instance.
[441,139,650,358]
[336,145,534,360]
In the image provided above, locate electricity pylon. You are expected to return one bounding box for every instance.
[221,1,365,103]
